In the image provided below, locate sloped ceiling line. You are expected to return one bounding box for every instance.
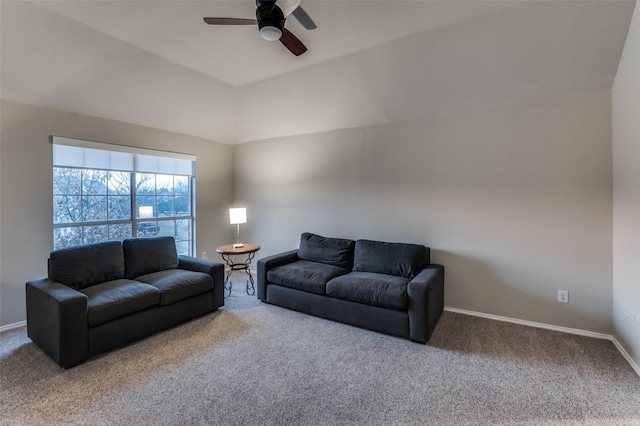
[1,1,635,145]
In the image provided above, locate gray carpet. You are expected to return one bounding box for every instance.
[1,276,639,426]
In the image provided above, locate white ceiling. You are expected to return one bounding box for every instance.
[1,1,636,144]
[31,0,515,87]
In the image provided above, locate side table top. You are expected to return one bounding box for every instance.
[215,243,260,255]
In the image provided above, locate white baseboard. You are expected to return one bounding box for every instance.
[444,306,611,339]
[611,336,640,377]
[0,320,26,333]
[444,306,639,377]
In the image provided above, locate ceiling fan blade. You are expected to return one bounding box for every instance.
[291,6,316,30]
[203,17,257,25]
[279,27,307,56]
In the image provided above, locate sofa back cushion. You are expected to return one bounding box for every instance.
[123,237,179,279]
[353,239,430,279]
[49,241,125,290]
[298,232,356,270]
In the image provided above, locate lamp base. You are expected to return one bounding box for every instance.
[233,243,244,248]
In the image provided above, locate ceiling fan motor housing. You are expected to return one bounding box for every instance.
[256,0,285,41]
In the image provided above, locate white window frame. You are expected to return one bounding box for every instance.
[51,136,196,255]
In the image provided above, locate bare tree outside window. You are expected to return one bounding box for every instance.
[53,167,194,254]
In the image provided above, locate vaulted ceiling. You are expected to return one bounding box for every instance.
[1,1,635,144]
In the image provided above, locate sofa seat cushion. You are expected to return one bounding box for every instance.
[81,279,160,327]
[326,272,410,310]
[267,260,350,295]
[136,269,213,305]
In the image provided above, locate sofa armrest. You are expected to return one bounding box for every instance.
[406,264,445,344]
[25,278,89,368]
[178,255,225,309]
[256,249,299,301]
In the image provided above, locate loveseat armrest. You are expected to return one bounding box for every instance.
[25,278,89,368]
[178,255,225,309]
[256,249,299,301]
[407,264,445,344]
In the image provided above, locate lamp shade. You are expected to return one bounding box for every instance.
[229,208,247,225]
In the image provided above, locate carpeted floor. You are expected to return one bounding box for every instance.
[1,275,639,426]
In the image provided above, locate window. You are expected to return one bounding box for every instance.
[52,137,196,255]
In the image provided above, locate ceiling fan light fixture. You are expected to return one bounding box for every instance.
[204,0,310,55]
[256,1,284,41]
[259,26,283,41]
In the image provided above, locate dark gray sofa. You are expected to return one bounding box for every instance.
[257,233,445,343]
[26,237,225,368]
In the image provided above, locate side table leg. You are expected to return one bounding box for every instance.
[244,268,255,296]
[221,253,233,297]
[244,251,256,296]
[225,267,233,297]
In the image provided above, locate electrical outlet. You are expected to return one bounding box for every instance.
[558,289,569,303]
[202,252,208,260]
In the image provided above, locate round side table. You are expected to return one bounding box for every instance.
[215,243,260,297]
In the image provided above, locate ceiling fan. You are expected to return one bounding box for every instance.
[204,0,317,56]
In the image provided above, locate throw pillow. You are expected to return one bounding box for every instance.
[49,240,125,290]
[123,236,179,279]
[353,239,429,279]
[298,232,356,270]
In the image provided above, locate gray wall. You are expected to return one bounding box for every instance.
[1,0,237,144]
[0,100,233,327]
[234,90,613,334]
[612,3,640,368]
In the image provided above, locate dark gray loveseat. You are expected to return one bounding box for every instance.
[257,233,445,343]
[26,237,224,368]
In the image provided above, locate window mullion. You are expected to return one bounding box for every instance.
[131,171,136,237]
